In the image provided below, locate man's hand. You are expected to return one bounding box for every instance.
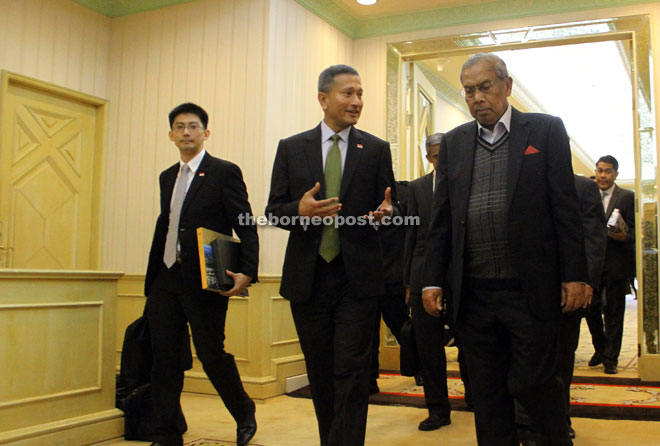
[298,182,341,217]
[422,288,443,317]
[607,227,627,242]
[405,287,411,305]
[220,271,252,297]
[584,284,594,308]
[561,281,586,313]
[367,187,393,222]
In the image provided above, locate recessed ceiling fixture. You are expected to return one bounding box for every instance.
[357,0,377,5]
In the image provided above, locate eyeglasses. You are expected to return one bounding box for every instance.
[172,122,205,132]
[461,80,496,99]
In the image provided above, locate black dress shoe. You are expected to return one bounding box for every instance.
[414,374,424,386]
[588,352,603,367]
[369,383,380,395]
[568,425,576,438]
[237,402,257,446]
[604,363,618,374]
[418,414,451,431]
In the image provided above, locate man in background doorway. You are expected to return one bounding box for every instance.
[586,155,635,374]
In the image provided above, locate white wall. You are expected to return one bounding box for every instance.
[0,0,110,98]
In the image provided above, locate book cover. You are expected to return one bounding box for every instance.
[196,227,246,295]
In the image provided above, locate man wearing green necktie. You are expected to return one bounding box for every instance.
[266,64,398,446]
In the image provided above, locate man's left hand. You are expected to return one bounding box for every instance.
[608,228,627,242]
[367,187,393,222]
[561,281,586,313]
[220,271,252,296]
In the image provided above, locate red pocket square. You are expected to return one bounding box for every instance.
[525,145,540,155]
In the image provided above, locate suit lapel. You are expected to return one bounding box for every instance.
[421,172,434,209]
[454,123,477,220]
[304,125,324,199]
[506,108,530,212]
[180,152,209,217]
[340,127,364,199]
[162,163,179,212]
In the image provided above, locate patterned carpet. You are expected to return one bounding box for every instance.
[289,295,660,420]
[185,441,240,446]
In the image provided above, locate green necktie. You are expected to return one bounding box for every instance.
[319,134,342,262]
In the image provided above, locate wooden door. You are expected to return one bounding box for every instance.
[0,72,106,269]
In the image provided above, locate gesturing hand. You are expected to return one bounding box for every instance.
[367,187,393,222]
[298,182,342,217]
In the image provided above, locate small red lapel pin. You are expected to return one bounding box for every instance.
[357,144,363,149]
[524,145,540,155]
[199,172,205,176]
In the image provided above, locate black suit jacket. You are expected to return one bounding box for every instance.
[145,152,259,297]
[265,124,397,302]
[603,184,635,280]
[404,172,434,294]
[423,108,588,322]
[574,175,607,290]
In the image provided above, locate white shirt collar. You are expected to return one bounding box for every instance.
[477,103,512,138]
[321,120,351,143]
[180,149,206,173]
[602,184,615,195]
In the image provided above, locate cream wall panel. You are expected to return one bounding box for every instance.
[0,271,122,444]
[1,303,102,404]
[102,0,269,274]
[260,0,353,275]
[0,0,110,98]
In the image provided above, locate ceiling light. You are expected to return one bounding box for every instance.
[357,0,377,5]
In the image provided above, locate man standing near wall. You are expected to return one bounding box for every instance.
[144,103,259,446]
[265,64,397,446]
[587,155,635,374]
[422,53,587,446]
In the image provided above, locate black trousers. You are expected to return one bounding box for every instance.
[586,274,628,366]
[146,264,253,446]
[290,256,378,446]
[370,283,410,384]
[458,285,569,446]
[410,292,451,417]
[515,310,582,430]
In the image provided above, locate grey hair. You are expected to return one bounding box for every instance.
[460,53,509,82]
[318,64,360,93]
[426,133,444,153]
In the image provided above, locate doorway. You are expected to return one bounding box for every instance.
[383,15,660,380]
[0,72,107,269]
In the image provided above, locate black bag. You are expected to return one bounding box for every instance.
[116,315,191,441]
[399,319,419,377]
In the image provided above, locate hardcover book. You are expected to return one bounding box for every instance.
[196,227,246,295]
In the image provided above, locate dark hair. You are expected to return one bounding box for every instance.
[318,64,359,93]
[168,102,209,129]
[596,155,619,172]
[461,53,509,83]
[426,133,444,153]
